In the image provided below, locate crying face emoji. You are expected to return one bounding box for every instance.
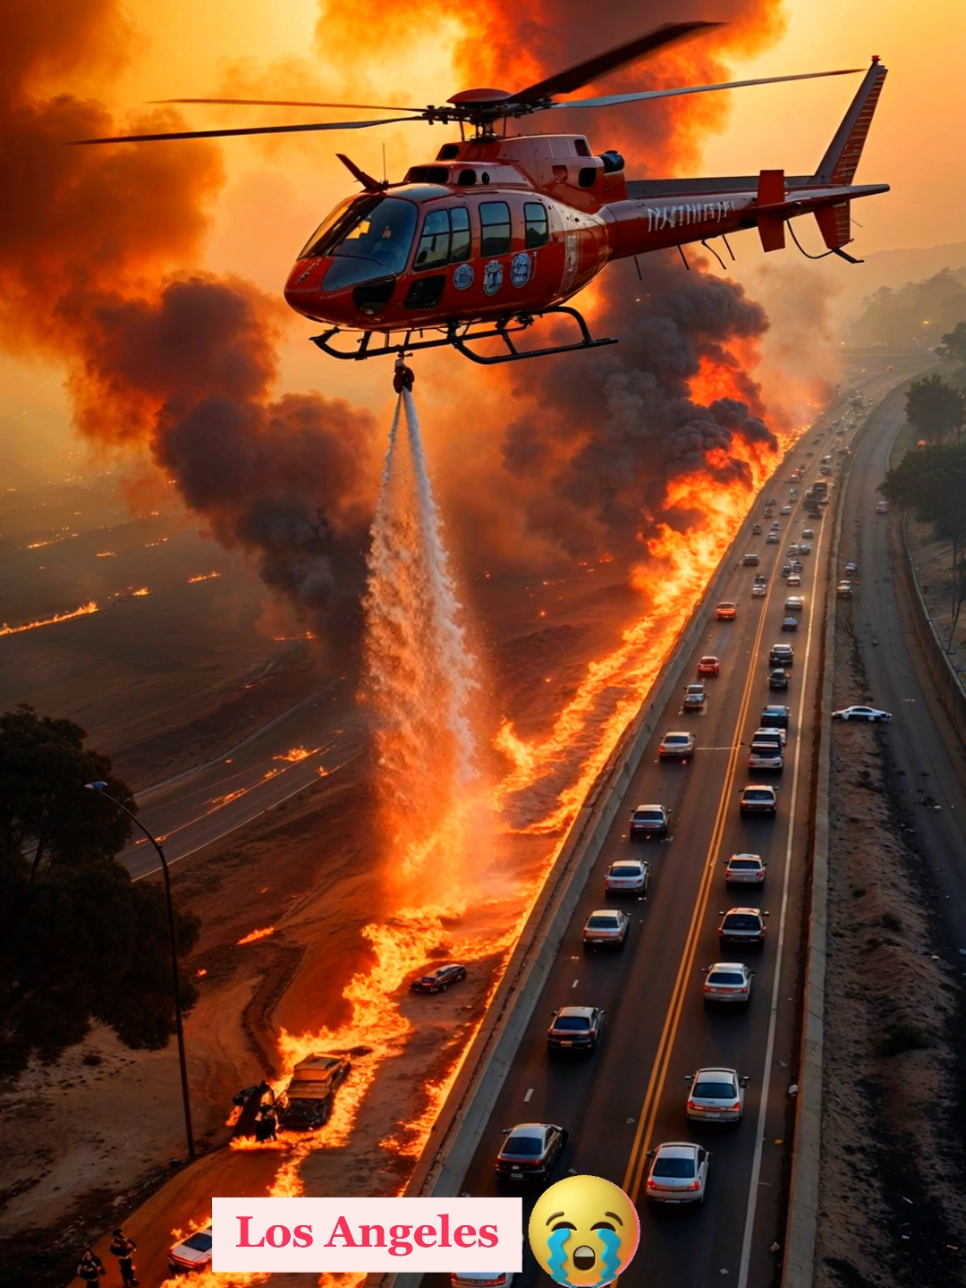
[528,1174,640,1287]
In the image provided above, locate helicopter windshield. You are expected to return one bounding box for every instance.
[299,196,418,292]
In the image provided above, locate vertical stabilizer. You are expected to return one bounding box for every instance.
[813,58,887,186]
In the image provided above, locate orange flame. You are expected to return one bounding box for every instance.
[132,587,150,596]
[188,571,220,583]
[0,600,98,636]
[273,746,318,762]
[237,926,275,946]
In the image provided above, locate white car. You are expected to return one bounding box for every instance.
[645,1142,709,1204]
[605,859,649,895]
[832,705,892,722]
[787,573,802,587]
[747,739,783,771]
[751,582,767,597]
[876,500,888,514]
[845,562,858,574]
[787,544,800,556]
[784,596,804,611]
[703,961,754,1006]
[583,909,630,948]
[766,533,780,544]
[685,1067,749,1123]
[169,1223,213,1274]
[799,542,813,555]
[802,528,815,539]
[725,854,766,886]
[780,505,792,515]
[659,731,696,760]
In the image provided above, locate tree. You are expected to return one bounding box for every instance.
[937,319,966,365]
[882,443,966,647]
[0,707,199,1074]
[905,374,965,443]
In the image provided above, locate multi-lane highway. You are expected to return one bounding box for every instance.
[434,358,933,1288]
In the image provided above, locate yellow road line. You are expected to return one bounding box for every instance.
[622,554,781,1201]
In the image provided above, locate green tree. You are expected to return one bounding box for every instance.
[905,374,965,443]
[881,443,966,647]
[0,706,199,1074]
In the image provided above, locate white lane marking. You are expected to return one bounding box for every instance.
[524,1088,533,1103]
[736,490,829,1288]
[572,978,579,988]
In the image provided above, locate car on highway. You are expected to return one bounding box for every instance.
[844,562,858,574]
[799,542,813,555]
[629,804,671,839]
[410,963,467,994]
[836,581,853,598]
[768,667,789,690]
[605,858,649,895]
[789,558,803,571]
[769,642,794,666]
[697,655,720,676]
[832,704,893,722]
[760,705,790,731]
[168,1223,213,1275]
[703,961,754,1006]
[787,544,800,556]
[764,507,774,518]
[784,596,804,612]
[780,505,792,515]
[739,785,779,815]
[790,487,799,498]
[278,1053,351,1130]
[718,907,768,947]
[766,533,780,544]
[683,684,706,711]
[876,500,889,514]
[751,581,767,597]
[751,523,762,534]
[786,573,802,587]
[747,737,784,771]
[583,909,630,949]
[806,450,814,457]
[819,465,832,477]
[451,1273,514,1288]
[725,853,766,886]
[766,496,777,506]
[660,730,696,759]
[802,528,815,539]
[645,1142,709,1204]
[495,1122,567,1184]
[547,1005,605,1055]
[743,552,760,566]
[685,1068,749,1123]
[715,602,737,620]
[780,616,799,632]
[780,562,793,578]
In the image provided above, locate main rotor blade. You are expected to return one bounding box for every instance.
[152,97,425,112]
[515,21,723,103]
[551,66,864,110]
[69,115,421,145]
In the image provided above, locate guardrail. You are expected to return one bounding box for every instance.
[384,457,791,1288]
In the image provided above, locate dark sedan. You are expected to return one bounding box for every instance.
[495,1122,567,1184]
[547,1006,605,1054]
[768,668,789,690]
[410,963,467,994]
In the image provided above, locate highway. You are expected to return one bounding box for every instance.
[430,356,932,1288]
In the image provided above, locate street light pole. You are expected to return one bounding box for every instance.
[86,782,196,1159]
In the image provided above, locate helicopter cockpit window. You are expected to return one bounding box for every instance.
[413,207,472,271]
[315,197,418,292]
[524,202,549,249]
[480,201,511,257]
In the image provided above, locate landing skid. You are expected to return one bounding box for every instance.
[310,305,617,366]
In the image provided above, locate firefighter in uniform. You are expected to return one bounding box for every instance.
[77,1250,105,1286]
[109,1230,138,1286]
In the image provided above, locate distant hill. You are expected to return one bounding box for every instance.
[827,240,966,336]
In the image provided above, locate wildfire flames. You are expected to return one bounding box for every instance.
[188,571,221,583]
[0,601,99,637]
[237,927,275,946]
[273,746,319,762]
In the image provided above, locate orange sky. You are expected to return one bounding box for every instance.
[3,0,963,452]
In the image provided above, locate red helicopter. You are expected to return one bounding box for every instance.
[75,22,888,367]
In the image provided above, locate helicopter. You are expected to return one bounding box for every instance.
[74,22,889,367]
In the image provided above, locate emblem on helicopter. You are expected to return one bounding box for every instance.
[483,260,504,296]
[510,252,532,288]
[452,263,475,290]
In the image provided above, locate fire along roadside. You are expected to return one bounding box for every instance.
[375,420,806,1288]
[210,1197,521,1274]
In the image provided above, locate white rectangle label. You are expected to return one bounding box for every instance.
[212,1197,523,1273]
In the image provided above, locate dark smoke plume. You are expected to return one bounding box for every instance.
[0,0,376,636]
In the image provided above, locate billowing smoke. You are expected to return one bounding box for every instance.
[0,0,376,637]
